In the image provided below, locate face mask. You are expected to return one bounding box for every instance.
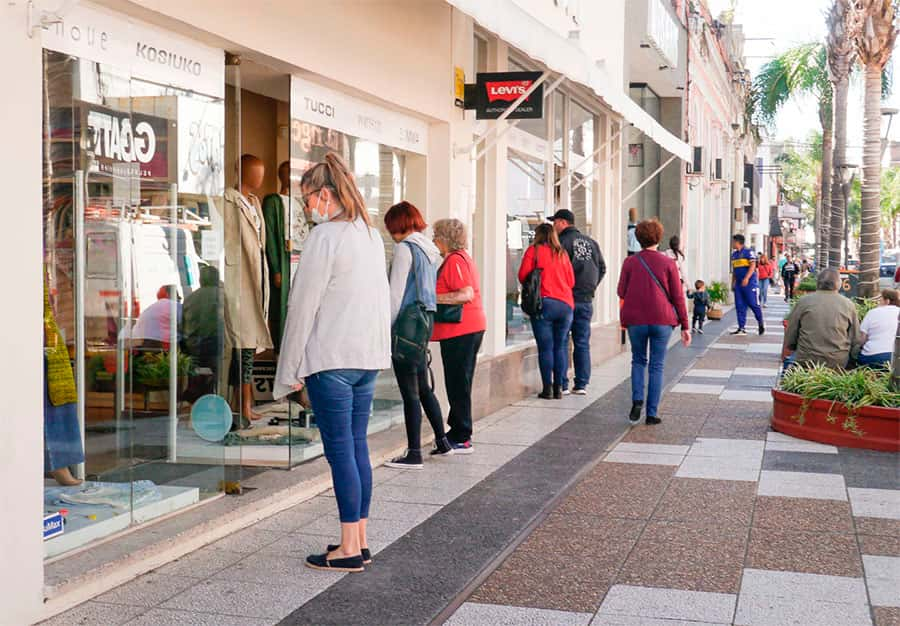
[310,190,332,225]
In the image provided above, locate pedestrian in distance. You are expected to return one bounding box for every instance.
[627,207,641,256]
[664,235,686,287]
[617,219,691,426]
[689,280,710,334]
[781,254,800,302]
[382,202,454,470]
[550,209,606,395]
[274,152,391,573]
[730,234,765,336]
[757,253,774,308]
[431,218,487,454]
[520,223,575,399]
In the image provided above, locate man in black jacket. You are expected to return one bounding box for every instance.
[550,209,606,394]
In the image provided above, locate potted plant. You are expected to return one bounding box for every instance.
[772,364,900,451]
[795,275,817,296]
[705,281,729,320]
[133,351,194,392]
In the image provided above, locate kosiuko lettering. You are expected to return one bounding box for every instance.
[136,42,202,76]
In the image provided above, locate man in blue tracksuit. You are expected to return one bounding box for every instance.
[731,234,765,335]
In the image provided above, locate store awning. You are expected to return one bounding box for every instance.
[446,0,692,162]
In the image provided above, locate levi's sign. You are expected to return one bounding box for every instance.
[475,72,544,120]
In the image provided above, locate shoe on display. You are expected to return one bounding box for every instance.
[572,388,587,395]
[628,401,643,425]
[451,440,474,454]
[429,437,454,457]
[385,450,424,469]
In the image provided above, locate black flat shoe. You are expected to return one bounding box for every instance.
[327,545,372,564]
[645,416,662,425]
[552,385,562,400]
[628,401,643,425]
[538,385,553,399]
[305,552,365,572]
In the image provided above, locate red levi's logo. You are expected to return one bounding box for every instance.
[485,80,533,103]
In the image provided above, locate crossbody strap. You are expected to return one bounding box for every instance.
[637,252,681,324]
[404,241,423,304]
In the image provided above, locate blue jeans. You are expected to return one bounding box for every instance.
[857,352,891,369]
[562,301,593,390]
[734,282,764,329]
[305,369,378,523]
[530,297,574,387]
[759,278,770,306]
[628,325,672,417]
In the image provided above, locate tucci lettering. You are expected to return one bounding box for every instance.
[304,97,335,118]
[136,42,202,76]
[485,80,532,103]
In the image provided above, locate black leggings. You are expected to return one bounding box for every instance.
[392,356,445,452]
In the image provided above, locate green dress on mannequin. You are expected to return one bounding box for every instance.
[262,161,293,352]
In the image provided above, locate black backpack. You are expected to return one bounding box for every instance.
[520,245,543,318]
[391,243,433,365]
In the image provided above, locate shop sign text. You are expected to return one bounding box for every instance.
[475,72,544,120]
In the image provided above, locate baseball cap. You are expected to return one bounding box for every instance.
[549,209,575,224]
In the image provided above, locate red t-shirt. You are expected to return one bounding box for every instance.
[617,249,689,330]
[432,250,487,341]
[518,244,575,309]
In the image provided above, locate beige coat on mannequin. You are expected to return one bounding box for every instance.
[223,187,273,351]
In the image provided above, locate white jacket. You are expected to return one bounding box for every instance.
[273,217,391,399]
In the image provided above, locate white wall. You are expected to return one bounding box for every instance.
[0,2,45,623]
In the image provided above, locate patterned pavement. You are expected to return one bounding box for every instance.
[42,300,900,626]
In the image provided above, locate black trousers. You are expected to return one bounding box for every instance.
[692,310,706,330]
[440,330,484,444]
[392,356,445,451]
[784,276,795,300]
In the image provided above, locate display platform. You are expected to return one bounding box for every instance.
[44,482,199,559]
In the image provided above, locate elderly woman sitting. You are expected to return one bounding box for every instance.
[784,268,860,370]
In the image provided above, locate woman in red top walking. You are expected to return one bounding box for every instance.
[519,223,575,399]
[432,219,487,454]
[757,254,774,308]
[618,220,690,425]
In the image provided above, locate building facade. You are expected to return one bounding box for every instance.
[3,1,698,621]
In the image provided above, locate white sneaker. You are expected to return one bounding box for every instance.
[572,388,587,395]
[561,388,571,396]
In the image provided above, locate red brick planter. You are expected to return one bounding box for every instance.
[771,389,900,452]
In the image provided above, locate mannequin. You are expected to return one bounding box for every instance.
[44,278,84,485]
[261,161,292,352]
[223,154,273,422]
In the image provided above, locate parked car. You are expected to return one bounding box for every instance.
[881,258,897,277]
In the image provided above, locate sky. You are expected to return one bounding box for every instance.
[707,0,900,163]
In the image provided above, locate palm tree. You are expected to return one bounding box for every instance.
[754,44,832,264]
[848,0,898,297]
[827,0,855,270]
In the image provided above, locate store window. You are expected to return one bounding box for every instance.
[569,101,596,232]
[41,41,228,558]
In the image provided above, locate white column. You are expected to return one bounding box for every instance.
[0,3,45,623]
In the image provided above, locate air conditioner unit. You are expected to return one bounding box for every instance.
[741,187,751,206]
[714,158,723,180]
[687,146,703,174]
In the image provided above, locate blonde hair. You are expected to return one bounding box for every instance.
[300,152,370,225]
[433,218,468,251]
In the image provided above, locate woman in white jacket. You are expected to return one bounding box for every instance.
[274,153,390,573]
[382,202,453,470]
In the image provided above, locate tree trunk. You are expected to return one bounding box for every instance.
[819,116,834,268]
[859,64,883,297]
[830,68,850,269]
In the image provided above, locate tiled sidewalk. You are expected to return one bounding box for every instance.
[452,301,900,626]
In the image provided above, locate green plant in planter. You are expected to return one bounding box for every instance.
[133,352,194,388]
[706,281,728,306]
[855,297,879,321]
[796,275,817,292]
[779,364,900,436]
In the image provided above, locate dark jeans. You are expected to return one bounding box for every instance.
[628,324,672,417]
[857,352,891,369]
[392,356,445,451]
[784,275,796,300]
[305,368,378,523]
[692,309,706,330]
[531,297,574,388]
[440,330,484,444]
[562,301,593,390]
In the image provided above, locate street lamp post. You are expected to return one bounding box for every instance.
[838,163,858,268]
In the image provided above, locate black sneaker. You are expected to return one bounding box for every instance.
[628,401,643,425]
[758,325,766,336]
[385,450,423,469]
[429,437,454,457]
[730,328,748,336]
[645,416,662,425]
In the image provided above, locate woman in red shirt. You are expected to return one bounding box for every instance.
[757,254,774,308]
[519,223,575,399]
[432,219,486,454]
[617,220,690,426]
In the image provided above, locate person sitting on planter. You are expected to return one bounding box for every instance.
[784,268,860,370]
[856,289,900,370]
